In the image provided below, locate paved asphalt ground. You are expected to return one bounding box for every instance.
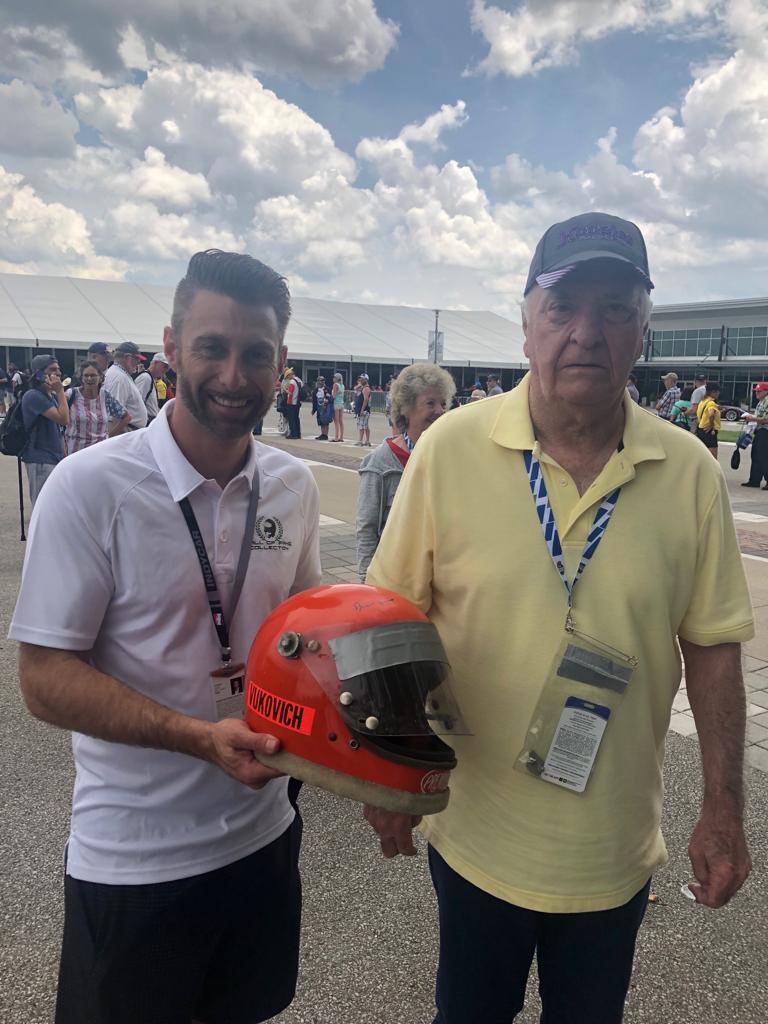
[1,406,767,1023]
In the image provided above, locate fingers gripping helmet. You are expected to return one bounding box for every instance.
[245,584,468,815]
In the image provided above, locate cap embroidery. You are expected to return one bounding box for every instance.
[558,223,635,249]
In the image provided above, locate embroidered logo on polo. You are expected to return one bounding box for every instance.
[252,515,292,551]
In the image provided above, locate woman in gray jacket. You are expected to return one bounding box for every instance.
[356,362,456,581]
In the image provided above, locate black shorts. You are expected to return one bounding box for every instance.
[56,814,302,1024]
[696,427,718,449]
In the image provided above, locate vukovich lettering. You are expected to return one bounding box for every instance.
[247,682,316,736]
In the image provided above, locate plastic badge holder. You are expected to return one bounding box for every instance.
[515,629,637,794]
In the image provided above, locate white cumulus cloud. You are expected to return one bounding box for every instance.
[0,0,398,86]
[0,80,79,158]
[469,0,723,77]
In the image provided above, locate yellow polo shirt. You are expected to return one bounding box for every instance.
[697,398,721,431]
[367,375,753,913]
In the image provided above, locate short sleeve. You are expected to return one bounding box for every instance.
[289,475,323,596]
[367,446,435,612]
[21,390,50,430]
[678,476,754,646]
[104,389,126,419]
[9,461,115,649]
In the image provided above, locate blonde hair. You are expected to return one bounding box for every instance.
[390,363,456,432]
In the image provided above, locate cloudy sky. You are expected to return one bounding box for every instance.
[0,0,766,319]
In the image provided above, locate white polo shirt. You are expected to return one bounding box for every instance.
[9,401,322,884]
[104,363,148,428]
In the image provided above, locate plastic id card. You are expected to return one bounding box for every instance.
[211,665,246,721]
[515,630,637,793]
[541,697,611,793]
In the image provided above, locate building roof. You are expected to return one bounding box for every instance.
[0,271,526,368]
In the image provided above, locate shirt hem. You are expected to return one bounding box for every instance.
[677,622,755,646]
[8,624,96,649]
[64,808,295,885]
[422,827,667,914]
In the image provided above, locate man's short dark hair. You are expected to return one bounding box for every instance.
[171,250,291,340]
[706,382,720,394]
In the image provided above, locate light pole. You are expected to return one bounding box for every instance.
[433,309,440,363]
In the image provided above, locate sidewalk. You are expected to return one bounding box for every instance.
[0,419,766,1023]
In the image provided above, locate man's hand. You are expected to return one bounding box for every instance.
[205,718,285,790]
[363,804,422,858]
[687,812,751,908]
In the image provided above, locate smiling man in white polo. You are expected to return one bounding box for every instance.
[10,250,322,1024]
[365,213,753,1024]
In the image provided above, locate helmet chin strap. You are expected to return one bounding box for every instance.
[255,748,450,816]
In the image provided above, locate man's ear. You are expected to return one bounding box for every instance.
[163,326,177,372]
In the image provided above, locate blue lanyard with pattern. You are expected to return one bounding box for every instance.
[524,449,621,630]
[402,431,414,452]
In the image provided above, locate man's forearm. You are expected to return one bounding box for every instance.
[19,643,213,760]
[680,639,746,815]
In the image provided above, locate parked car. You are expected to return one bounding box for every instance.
[719,404,748,422]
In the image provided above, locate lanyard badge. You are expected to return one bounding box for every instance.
[179,468,260,720]
[515,450,637,793]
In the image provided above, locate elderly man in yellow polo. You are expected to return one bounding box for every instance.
[365,212,753,1024]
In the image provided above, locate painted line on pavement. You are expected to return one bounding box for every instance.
[301,458,359,475]
[742,552,768,563]
[319,514,346,526]
[734,512,768,523]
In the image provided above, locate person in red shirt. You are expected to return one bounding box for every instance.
[355,363,456,580]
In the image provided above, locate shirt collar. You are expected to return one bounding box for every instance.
[488,372,667,468]
[147,399,259,502]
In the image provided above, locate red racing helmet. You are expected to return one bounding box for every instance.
[245,584,468,815]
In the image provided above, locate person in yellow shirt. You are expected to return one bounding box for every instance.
[695,381,722,458]
[365,213,753,1024]
[149,352,170,407]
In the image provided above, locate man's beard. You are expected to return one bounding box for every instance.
[176,365,274,440]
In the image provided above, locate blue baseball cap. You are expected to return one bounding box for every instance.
[87,342,111,355]
[524,212,654,295]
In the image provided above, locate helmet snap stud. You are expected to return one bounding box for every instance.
[339,691,354,706]
[365,716,380,731]
[277,631,302,658]
[306,639,321,652]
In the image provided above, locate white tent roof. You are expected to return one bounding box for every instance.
[0,271,526,368]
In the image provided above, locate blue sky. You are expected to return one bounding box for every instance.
[0,0,765,317]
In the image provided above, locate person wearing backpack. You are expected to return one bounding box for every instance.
[670,386,694,430]
[20,354,68,506]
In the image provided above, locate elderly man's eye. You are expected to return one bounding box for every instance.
[604,302,635,323]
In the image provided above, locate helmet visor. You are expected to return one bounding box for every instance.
[285,618,470,737]
[336,658,469,737]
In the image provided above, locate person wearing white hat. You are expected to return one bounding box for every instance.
[149,352,171,409]
[655,372,680,421]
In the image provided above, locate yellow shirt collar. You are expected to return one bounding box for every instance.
[488,372,667,468]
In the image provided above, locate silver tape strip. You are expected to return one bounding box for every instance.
[556,643,632,694]
[329,621,447,680]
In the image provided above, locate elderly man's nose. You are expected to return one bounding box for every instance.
[569,304,605,341]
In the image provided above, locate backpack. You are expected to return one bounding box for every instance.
[0,389,30,456]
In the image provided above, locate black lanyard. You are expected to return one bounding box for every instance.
[178,469,261,666]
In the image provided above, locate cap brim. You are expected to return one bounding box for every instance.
[537,251,654,290]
